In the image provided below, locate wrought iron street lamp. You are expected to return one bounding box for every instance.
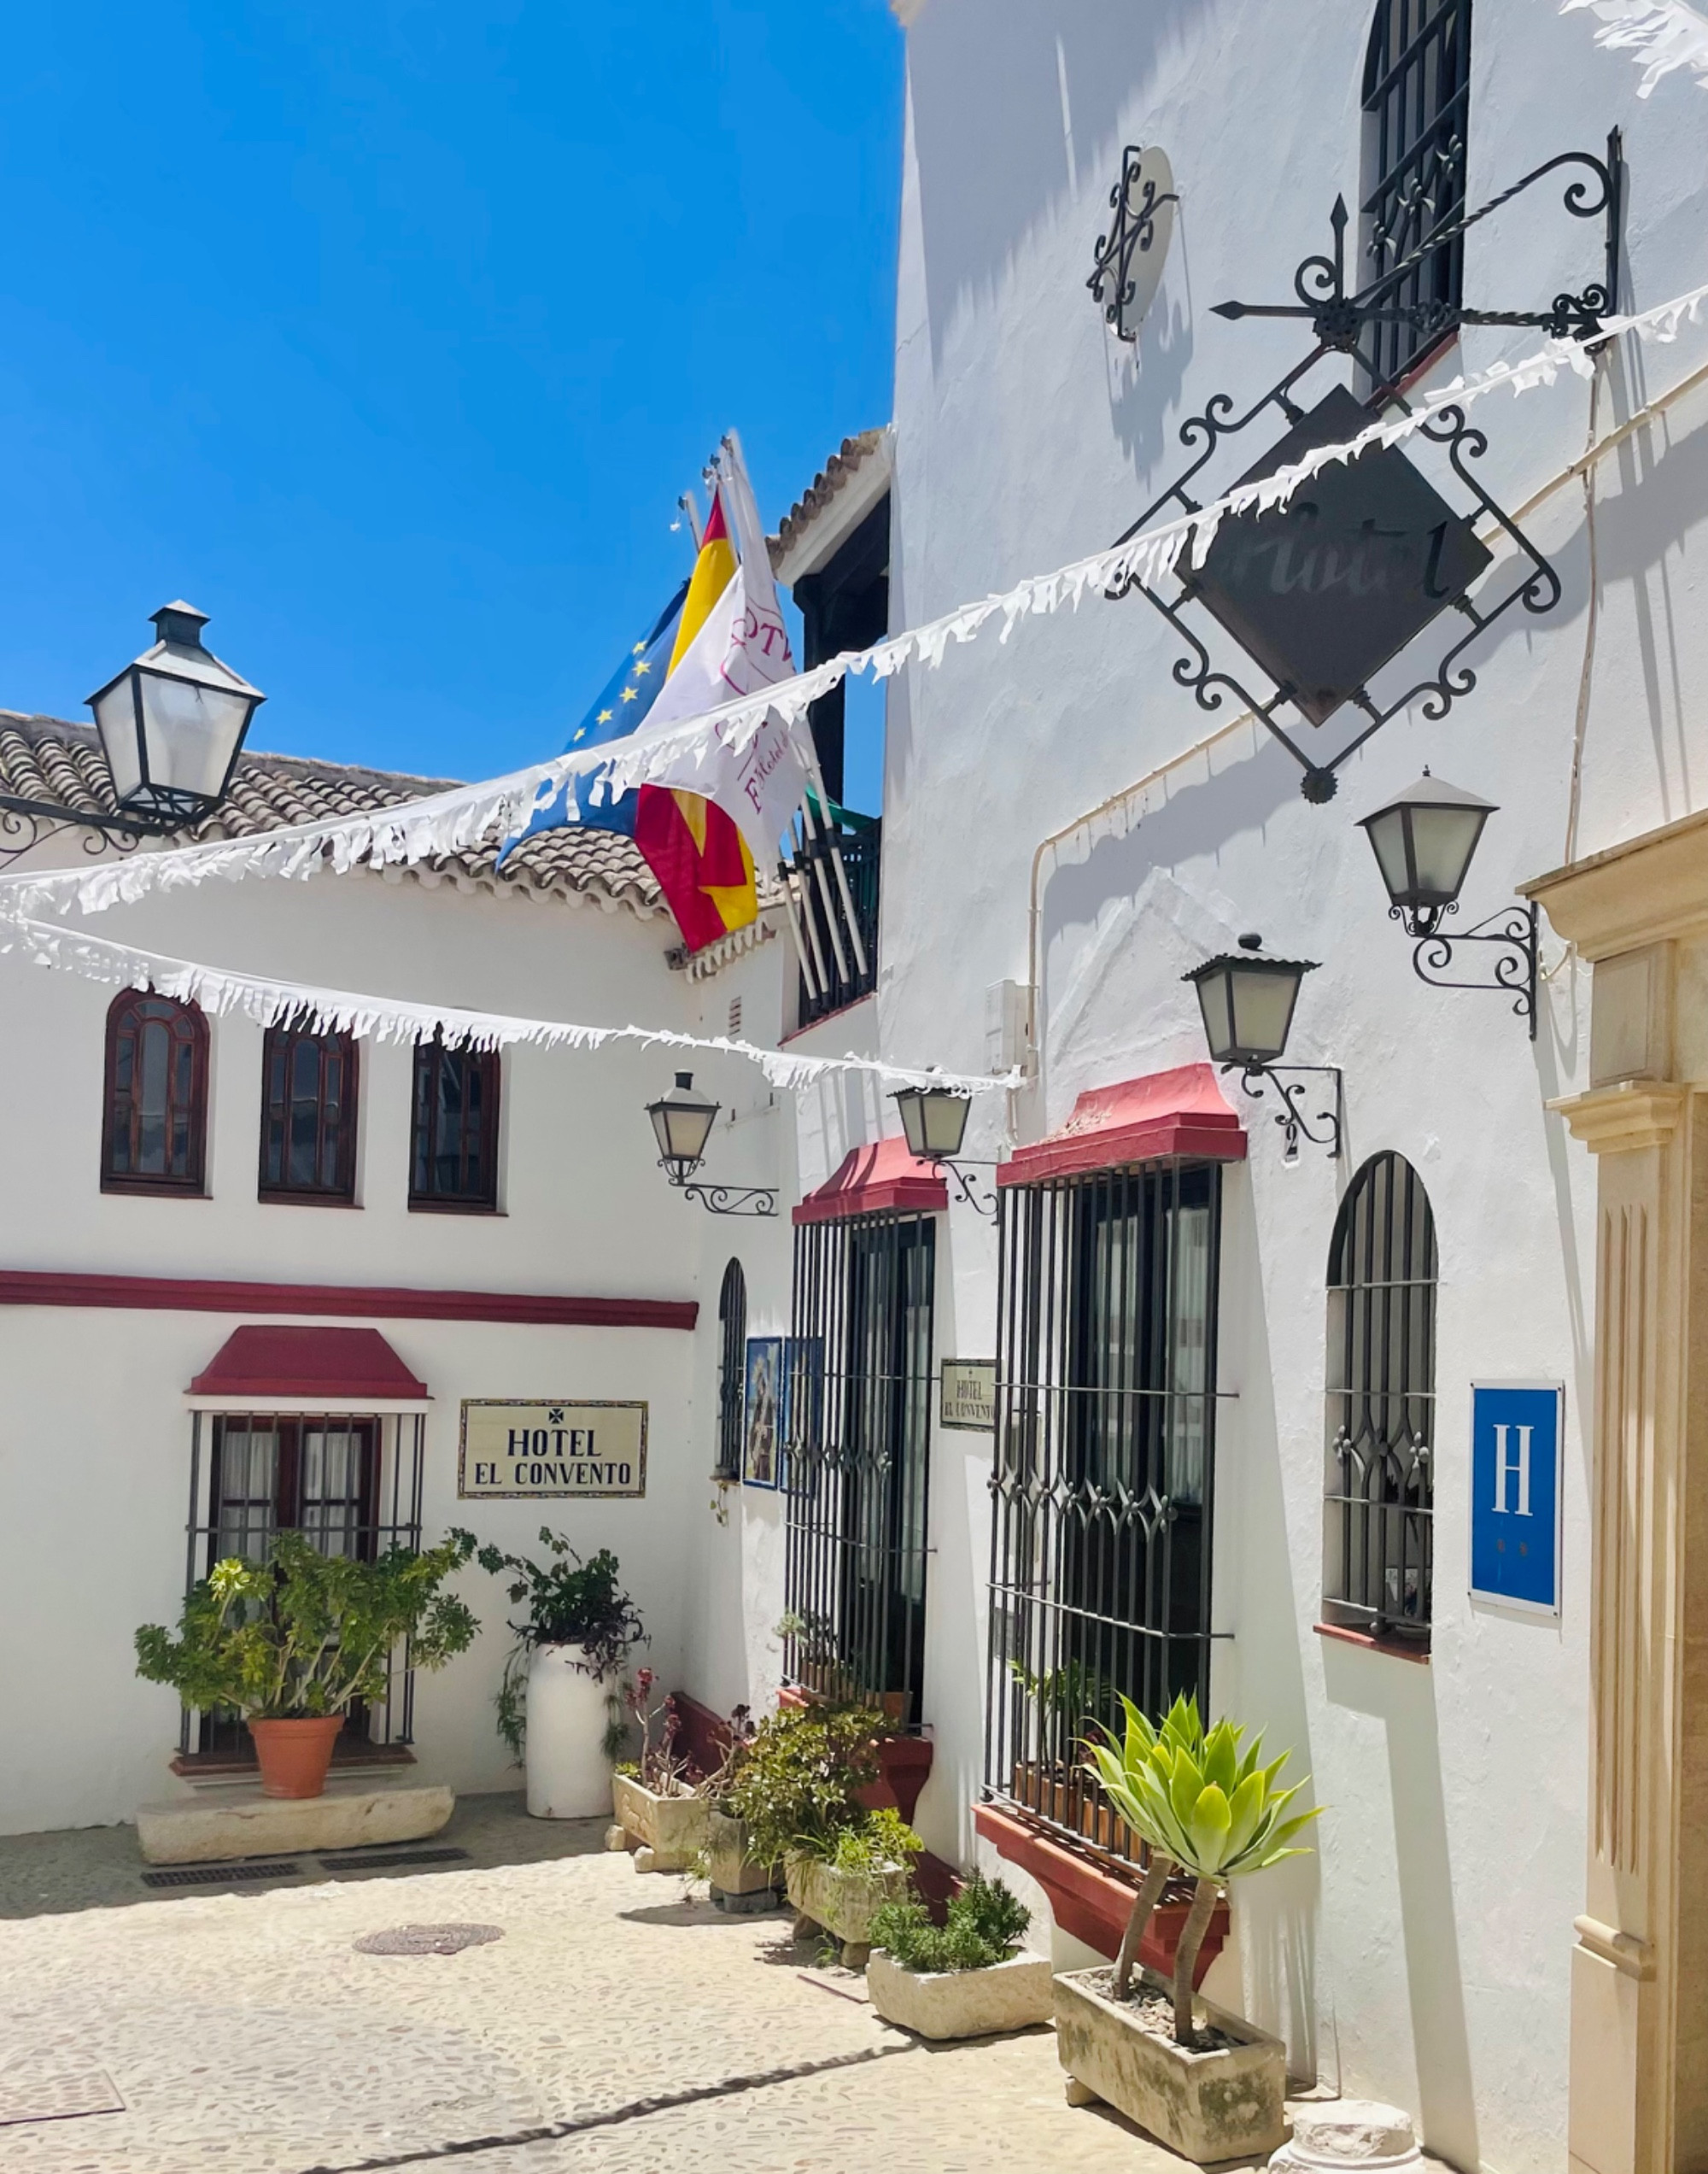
[1357,770,1539,1039]
[891,1079,998,1217]
[0,603,264,870]
[1183,935,1342,1160]
[646,1073,776,1217]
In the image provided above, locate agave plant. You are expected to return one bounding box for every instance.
[1085,1692,1321,2044]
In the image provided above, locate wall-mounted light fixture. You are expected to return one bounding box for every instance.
[1357,771,1539,1040]
[892,1079,999,1218]
[0,603,264,871]
[646,1074,777,1216]
[1087,145,1179,343]
[1183,935,1342,1161]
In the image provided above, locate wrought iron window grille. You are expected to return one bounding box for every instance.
[782,1210,936,1727]
[1323,1151,1438,1643]
[1107,132,1624,804]
[715,1258,748,1478]
[1226,1064,1344,1162]
[1088,145,1181,342]
[984,1163,1232,1866]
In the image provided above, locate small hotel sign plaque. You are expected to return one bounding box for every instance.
[458,1400,647,1498]
[940,1360,997,1433]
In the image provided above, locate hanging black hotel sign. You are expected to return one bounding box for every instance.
[1106,138,1624,801]
[1190,385,1493,729]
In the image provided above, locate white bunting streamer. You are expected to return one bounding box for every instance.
[3,279,1707,930]
[0,914,1015,1097]
[1563,0,1708,92]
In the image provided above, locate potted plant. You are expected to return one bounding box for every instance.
[694,1705,777,1907]
[867,1872,1054,2039]
[785,1808,921,1968]
[473,1528,645,1819]
[1052,1693,1321,2164]
[611,1672,711,1872]
[135,1529,479,1801]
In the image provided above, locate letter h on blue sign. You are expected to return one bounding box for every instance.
[1469,1383,1564,1616]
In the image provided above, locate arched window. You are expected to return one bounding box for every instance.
[715,1259,747,1478]
[102,992,209,1194]
[1324,1151,1438,1642]
[1361,0,1472,391]
[259,1019,359,1203]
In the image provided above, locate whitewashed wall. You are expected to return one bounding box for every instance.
[0,860,767,1834]
[693,4,1708,2171]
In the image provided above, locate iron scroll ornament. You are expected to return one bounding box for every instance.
[1227,1064,1343,1162]
[0,800,145,876]
[1406,900,1540,1040]
[1089,145,1180,342]
[1105,136,1623,802]
[674,1180,779,1218]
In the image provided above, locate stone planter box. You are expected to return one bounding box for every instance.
[707,1809,775,1898]
[611,1773,710,1872]
[784,1852,910,1966]
[1052,1967,1286,2164]
[867,1948,1054,2040]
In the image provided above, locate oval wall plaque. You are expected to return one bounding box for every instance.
[1089,144,1178,343]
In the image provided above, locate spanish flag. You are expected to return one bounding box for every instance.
[631,491,757,952]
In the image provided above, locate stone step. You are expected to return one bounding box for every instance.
[136,1779,454,1866]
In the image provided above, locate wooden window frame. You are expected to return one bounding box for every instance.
[258,1021,360,1206]
[101,991,210,1198]
[408,1039,501,1214]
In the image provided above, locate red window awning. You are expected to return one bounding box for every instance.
[998,1063,1247,1187]
[188,1326,430,1403]
[793,1136,950,1225]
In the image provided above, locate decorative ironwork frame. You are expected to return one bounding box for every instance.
[1323,1151,1437,1645]
[1088,145,1181,342]
[673,1178,779,1219]
[1229,1064,1344,1161]
[0,798,149,876]
[926,1157,1000,1221]
[1404,899,1539,1039]
[984,1159,1230,1866]
[1108,132,1624,802]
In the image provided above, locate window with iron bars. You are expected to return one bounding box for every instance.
[782,1210,934,1727]
[1323,1151,1437,1643]
[1361,0,1472,392]
[715,1257,747,1480]
[176,1409,425,1769]
[985,1163,1221,1867]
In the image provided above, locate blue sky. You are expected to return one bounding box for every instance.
[0,2,903,805]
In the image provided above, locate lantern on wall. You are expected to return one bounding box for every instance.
[88,603,265,826]
[1184,935,1342,1161]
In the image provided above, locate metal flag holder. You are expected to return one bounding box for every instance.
[1105,133,1624,804]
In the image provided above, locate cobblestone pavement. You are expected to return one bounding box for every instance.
[0,1797,1264,2174]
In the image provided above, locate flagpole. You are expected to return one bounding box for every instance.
[781,837,828,1002]
[799,745,869,982]
[795,785,853,987]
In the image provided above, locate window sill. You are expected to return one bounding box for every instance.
[101,1180,208,1199]
[407,1200,506,1216]
[1313,1620,1431,1664]
[170,1741,418,1779]
[258,1192,362,1210]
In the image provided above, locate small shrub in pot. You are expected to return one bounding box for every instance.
[867,1874,1053,2039]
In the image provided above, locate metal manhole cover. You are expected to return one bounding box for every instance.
[354,1922,503,1955]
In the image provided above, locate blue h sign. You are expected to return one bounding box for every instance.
[1470,1383,1564,1617]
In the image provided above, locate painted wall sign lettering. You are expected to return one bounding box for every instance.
[1469,1381,1564,1617]
[941,1359,997,1432]
[458,1400,647,1498]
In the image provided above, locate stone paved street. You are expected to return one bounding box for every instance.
[0,1796,1272,2174]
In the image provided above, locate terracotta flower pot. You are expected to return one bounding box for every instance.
[249,1715,344,1799]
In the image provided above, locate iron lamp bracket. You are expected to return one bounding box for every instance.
[0,793,162,875]
[1227,1064,1344,1161]
[1404,899,1539,1040]
[661,1163,779,1217]
[929,1157,1001,1221]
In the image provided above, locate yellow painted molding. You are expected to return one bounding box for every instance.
[1547,1081,1688,1155]
[1574,1913,1657,1980]
[1525,806,1708,960]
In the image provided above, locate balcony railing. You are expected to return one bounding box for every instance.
[786,811,880,1027]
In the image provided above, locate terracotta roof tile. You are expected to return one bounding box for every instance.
[0,712,664,918]
[767,429,889,573]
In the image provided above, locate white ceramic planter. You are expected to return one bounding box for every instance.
[524,1644,613,1820]
[611,1773,711,1871]
[1052,1967,1287,2163]
[867,1948,1055,2039]
[784,1853,911,1965]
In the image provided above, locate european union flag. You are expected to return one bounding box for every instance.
[500,581,688,858]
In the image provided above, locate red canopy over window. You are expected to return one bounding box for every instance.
[189,1326,429,1402]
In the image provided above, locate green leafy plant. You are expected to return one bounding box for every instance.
[817,1806,922,1873]
[134,1530,479,1719]
[721,1702,879,1868]
[1085,1692,1322,2045]
[466,1528,646,1758]
[870,1872,1031,1974]
[1009,1656,1117,1739]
